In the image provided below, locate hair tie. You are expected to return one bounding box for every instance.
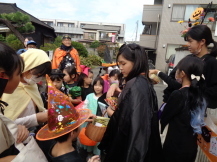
[191,74,201,81]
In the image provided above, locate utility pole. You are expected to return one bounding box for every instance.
[135,20,138,42]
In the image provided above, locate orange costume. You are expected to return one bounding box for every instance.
[52,47,81,73]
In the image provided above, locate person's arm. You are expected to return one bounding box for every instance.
[51,48,58,69]
[14,112,48,128]
[73,49,81,74]
[107,106,114,117]
[106,83,121,98]
[149,68,181,89]
[160,90,184,133]
[0,155,16,162]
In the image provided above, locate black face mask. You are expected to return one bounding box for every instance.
[0,75,8,98]
[0,74,9,114]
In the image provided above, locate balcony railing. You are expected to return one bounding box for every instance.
[142,5,162,24]
[139,35,157,49]
[53,26,84,34]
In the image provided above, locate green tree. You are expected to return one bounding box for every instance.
[5,34,23,50]
[0,12,35,42]
[0,34,5,42]
[53,36,62,47]
[72,41,88,57]
[40,43,58,52]
[90,40,101,49]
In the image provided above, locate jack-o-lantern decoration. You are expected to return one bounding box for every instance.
[191,7,204,20]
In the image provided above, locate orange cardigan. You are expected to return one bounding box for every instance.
[52,47,81,73]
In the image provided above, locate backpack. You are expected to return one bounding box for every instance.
[58,50,75,71]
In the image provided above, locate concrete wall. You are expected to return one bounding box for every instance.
[155,0,217,72]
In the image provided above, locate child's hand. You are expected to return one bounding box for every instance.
[86,114,97,122]
[106,84,121,98]
[149,69,160,75]
[16,125,29,143]
[87,155,101,162]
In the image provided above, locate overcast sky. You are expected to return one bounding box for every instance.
[1,0,154,41]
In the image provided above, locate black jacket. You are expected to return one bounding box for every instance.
[98,75,163,162]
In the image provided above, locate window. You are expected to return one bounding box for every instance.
[47,22,53,26]
[172,4,217,21]
[172,4,199,21]
[57,23,63,27]
[80,24,85,28]
[68,23,74,27]
[83,33,96,40]
[142,25,152,35]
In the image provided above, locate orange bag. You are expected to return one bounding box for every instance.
[78,128,97,146]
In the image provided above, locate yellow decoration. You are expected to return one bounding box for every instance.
[178,20,184,24]
[191,8,204,20]
[193,22,200,26]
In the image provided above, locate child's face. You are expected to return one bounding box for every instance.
[52,79,63,90]
[118,54,134,78]
[3,68,21,94]
[84,72,93,85]
[94,80,103,95]
[63,69,74,83]
[108,74,118,83]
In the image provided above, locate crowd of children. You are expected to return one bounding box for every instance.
[1,24,217,162]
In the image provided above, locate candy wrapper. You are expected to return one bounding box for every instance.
[104,97,118,110]
[92,116,110,127]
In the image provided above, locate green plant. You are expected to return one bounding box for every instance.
[72,41,88,57]
[5,34,23,50]
[54,36,62,46]
[0,12,34,33]
[40,43,58,52]
[80,54,103,68]
[90,41,101,48]
[0,34,5,42]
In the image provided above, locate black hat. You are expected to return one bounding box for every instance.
[62,35,71,40]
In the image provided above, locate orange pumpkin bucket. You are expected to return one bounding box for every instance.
[78,128,97,146]
[85,117,110,142]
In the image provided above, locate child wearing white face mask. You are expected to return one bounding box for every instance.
[2,49,51,129]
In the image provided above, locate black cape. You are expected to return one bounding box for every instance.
[98,75,163,162]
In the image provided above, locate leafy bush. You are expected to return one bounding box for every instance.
[5,34,23,50]
[72,41,88,57]
[0,34,5,42]
[40,43,58,52]
[80,54,103,68]
[90,41,101,48]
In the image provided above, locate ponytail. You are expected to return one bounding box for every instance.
[176,56,207,134]
[189,75,207,134]
[210,40,217,57]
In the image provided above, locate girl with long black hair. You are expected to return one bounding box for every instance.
[161,56,207,162]
[98,44,162,162]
